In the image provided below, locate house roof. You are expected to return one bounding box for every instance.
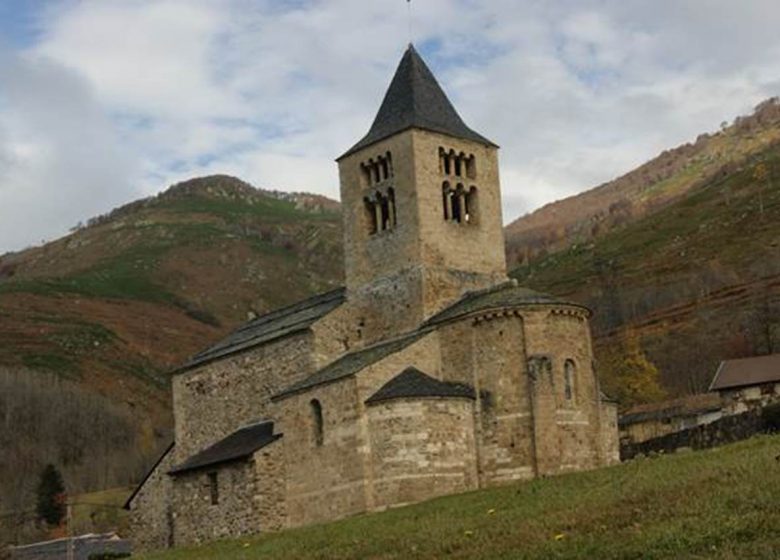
[424,281,587,326]
[339,44,496,160]
[619,393,722,427]
[273,331,429,400]
[176,287,346,374]
[169,420,281,475]
[365,366,475,405]
[709,353,780,391]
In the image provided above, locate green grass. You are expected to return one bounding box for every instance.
[71,487,132,536]
[139,435,780,560]
[511,144,780,296]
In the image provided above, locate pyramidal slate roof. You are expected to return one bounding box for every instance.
[169,420,280,475]
[366,366,475,405]
[339,44,496,159]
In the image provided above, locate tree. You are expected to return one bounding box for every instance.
[752,162,770,220]
[597,330,666,409]
[36,464,66,527]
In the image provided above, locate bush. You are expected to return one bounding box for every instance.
[761,402,780,431]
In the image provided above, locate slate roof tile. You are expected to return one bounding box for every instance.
[365,366,475,404]
[169,420,280,475]
[176,287,346,373]
[339,44,496,159]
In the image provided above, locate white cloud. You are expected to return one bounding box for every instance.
[0,48,139,252]
[1,0,779,252]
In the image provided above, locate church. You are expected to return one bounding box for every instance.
[126,44,620,550]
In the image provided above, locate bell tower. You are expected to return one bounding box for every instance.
[337,45,507,339]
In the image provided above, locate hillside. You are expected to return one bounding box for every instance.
[505,98,780,267]
[0,175,343,540]
[138,435,780,560]
[511,138,780,399]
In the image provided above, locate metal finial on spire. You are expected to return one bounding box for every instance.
[407,0,413,45]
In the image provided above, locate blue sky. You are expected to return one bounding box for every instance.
[1,0,779,253]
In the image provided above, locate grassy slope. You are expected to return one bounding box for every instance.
[139,435,780,560]
[505,100,780,265]
[0,175,343,387]
[0,175,343,498]
[511,142,780,395]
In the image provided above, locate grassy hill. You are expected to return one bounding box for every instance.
[137,435,780,560]
[505,98,780,268]
[511,138,780,399]
[0,175,343,532]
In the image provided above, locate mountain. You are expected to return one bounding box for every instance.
[509,103,780,401]
[0,175,343,538]
[2,99,780,537]
[505,98,780,266]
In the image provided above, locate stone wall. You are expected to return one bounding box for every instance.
[600,401,621,465]
[172,332,314,460]
[277,376,367,527]
[171,460,259,547]
[521,307,605,474]
[337,128,508,341]
[252,443,287,532]
[278,332,442,527]
[720,381,780,415]
[367,397,477,510]
[127,447,175,552]
[467,314,535,485]
[620,408,769,460]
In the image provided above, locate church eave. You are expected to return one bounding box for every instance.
[336,124,498,161]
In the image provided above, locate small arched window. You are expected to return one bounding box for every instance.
[564,360,576,401]
[465,186,478,224]
[310,399,324,446]
[364,197,378,235]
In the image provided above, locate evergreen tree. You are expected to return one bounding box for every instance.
[36,463,66,526]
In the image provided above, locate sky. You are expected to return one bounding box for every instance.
[1,0,779,253]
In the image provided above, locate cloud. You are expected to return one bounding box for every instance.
[0,47,139,252]
[1,0,780,252]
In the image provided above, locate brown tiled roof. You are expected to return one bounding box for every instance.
[619,393,722,427]
[709,353,780,391]
[169,420,280,475]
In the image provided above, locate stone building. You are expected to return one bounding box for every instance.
[710,353,780,414]
[618,393,722,446]
[125,44,619,550]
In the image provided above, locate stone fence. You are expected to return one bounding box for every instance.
[620,405,778,461]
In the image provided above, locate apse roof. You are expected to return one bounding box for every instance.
[365,366,475,404]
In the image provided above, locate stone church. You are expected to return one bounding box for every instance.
[126,45,619,550]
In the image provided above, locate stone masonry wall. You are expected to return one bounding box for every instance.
[171,460,259,547]
[172,332,314,460]
[463,314,536,485]
[277,376,367,528]
[521,307,607,474]
[128,448,175,552]
[620,408,769,460]
[279,332,442,527]
[252,443,288,532]
[367,397,477,510]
